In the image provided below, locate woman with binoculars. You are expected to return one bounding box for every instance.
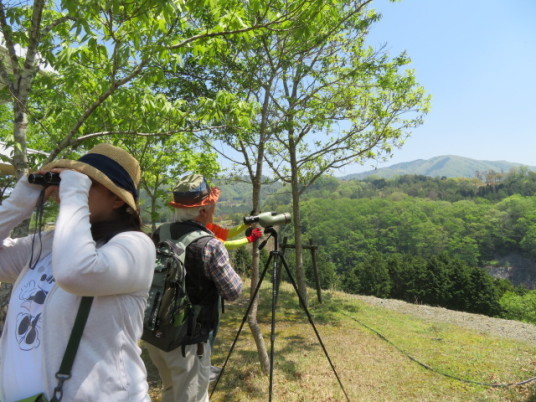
[0,144,155,401]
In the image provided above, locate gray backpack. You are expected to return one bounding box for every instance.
[142,224,211,351]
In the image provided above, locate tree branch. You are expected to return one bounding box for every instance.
[0,0,21,85]
[167,0,310,51]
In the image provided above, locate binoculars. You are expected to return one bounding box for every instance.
[243,212,291,228]
[28,172,61,186]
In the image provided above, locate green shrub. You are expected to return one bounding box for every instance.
[499,290,536,324]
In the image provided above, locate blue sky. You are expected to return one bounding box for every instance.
[338,0,536,175]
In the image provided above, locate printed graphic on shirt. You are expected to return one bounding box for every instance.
[15,272,54,351]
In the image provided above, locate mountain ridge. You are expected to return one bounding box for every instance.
[341,155,536,180]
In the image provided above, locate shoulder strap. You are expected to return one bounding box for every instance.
[178,229,212,249]
[51,296,94,402]
[158,223,172,242]
[158,222,212,248]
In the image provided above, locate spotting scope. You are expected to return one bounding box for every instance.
[243,212,291,228]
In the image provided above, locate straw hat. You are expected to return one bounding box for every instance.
[43,144,141,211]
[0,162,15,176]
[169,174,220,208]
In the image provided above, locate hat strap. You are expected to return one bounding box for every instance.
[77,153,138,199]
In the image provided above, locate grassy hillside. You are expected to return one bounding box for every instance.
[145,282,536,401]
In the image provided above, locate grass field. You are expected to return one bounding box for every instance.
[145,281,536,401]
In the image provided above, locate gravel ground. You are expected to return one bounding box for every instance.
[352,295,536,346]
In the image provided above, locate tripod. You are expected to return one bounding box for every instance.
[211,227,350,401]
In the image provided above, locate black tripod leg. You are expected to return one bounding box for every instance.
[269,252,282,401]
[210,252,274,397]
[279,255,351,402]
[273,252,283,308]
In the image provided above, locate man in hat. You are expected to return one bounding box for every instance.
[146,174,243,402]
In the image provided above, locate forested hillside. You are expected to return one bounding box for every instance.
[220,169,536,275]
[216,168,536,324]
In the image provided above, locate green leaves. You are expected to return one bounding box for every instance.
[2,0,312,176]
[500,290,536,324]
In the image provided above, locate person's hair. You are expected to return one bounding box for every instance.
[173,205,212,223]
[90,204,142,243]
[116,204,142,231]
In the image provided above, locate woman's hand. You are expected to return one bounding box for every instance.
[31,168,65,203]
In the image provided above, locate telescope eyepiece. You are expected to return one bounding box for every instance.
[243,215,259,225]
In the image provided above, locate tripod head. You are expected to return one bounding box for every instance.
[258,226,278,250]
[244,212,291,250]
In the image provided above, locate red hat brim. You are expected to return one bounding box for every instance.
[169,186,220,208]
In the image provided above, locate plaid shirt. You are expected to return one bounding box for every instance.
[202,237,242,301]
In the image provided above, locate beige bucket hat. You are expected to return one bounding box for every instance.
[43,143,141,211]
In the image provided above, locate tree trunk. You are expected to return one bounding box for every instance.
[247,175,269,374]
[151,194,157,232]
[291,182,307,307]
[247,244,269,374]
[289,138,308,307]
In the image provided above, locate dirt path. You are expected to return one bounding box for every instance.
[352,294,536,346]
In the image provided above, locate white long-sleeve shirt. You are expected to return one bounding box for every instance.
[0,170,156,401]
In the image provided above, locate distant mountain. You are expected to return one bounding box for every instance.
[341,155,536,180]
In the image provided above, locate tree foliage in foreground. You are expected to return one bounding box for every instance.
[0,0,312,177]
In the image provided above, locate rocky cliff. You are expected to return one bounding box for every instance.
[484,254,536,289]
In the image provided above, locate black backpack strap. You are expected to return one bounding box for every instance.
[51,296,93,401]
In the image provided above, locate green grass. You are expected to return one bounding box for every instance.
[146,281,536,401]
